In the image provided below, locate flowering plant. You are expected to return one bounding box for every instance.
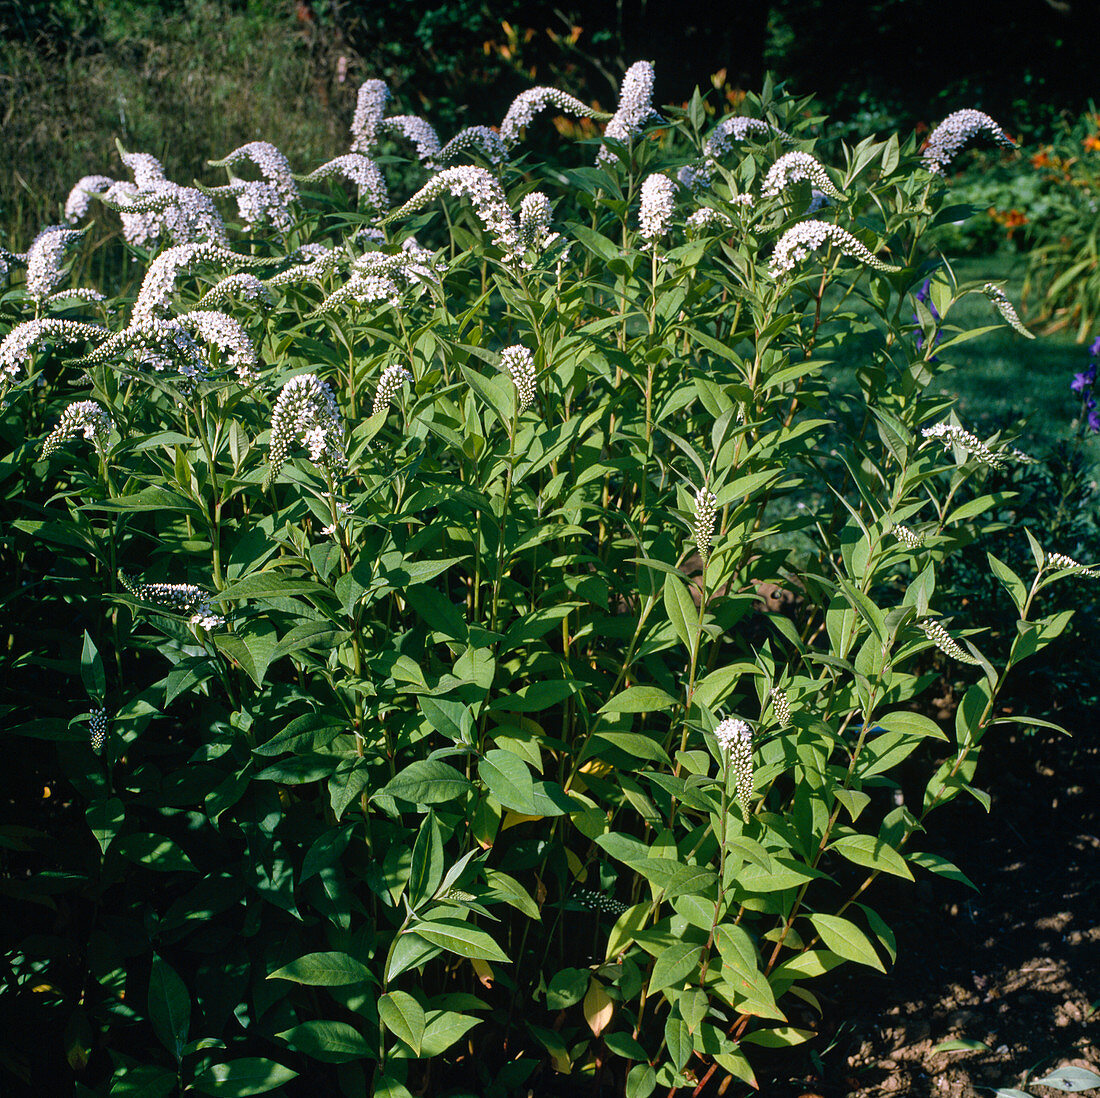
[0,68,1080,1098]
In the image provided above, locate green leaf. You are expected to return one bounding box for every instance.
[80,631,105,699]
[420,1010,481,1057]
[104,1064,177,1097]
[117,833,196,873]
[413,918,510,962]
[546,968,590,1009]
[626,1064,657,1098]
[266,952,372,987]
[665,1012,691,1071]
[213,620,278,687]
[931,1038,989,1054]
[276,1020,373,1063]
[663,573,699,655]
[598,686,676,714]
[828,834,913,880]
[86,797,123,855]
[907,851,977,890]
[1031,1066,1100,1092]
[148,955,190,1062]
[874,710,948,741]
[807,914,884,972]
[589,732,671,764]
[409,811,444,908]
[382,761,473,805]
[379,991,425,1055]
[192,1059,298,1096]
[648,943,701,994]
[478,749,538,814]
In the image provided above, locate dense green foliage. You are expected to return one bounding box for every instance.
[1,64,1093,1098]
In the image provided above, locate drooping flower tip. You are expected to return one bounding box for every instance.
[119,573,226,630]
[922,109,1015,174]
[705,116,792,160]
[1045,552,1100,578]
[761,152,843,201]
[350,78,392,152]
[714,717,754,822]
[770,220,899,278]
[501,86,601,147]
[920,422,1029,468]
[919,619,981,665]
[378,115,442,166]
[892,523,925,550]
[982,283,1034,338]
[42,400,113,456]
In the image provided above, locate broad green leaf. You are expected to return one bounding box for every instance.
[409,811,445,908]
[589,732,671,764]
[382,761,473,805]
[413,918,510,962]
[598,686,676,714]
[663,573,699,655]
[828,834,913,880]
[807,913,884,972]
[419,1010,481,1057]
[148,955,190,1062]
[213,620,278,687]
[192,1059,298,1096]
[665,1012,691,1071]
[266,952,372,987]
[1031,1066,1100,1092]
[478,749,538,815]
[875,710,948,741]
[907,850,977,890]
[276,1020,372,1063]
[931,1038,989,1053]
[86,798,123,855]
[626,1064,657,1098]
[80,631,105,699]
[648,943,701,994]
[546,968,590,1009]
[117,833,196,873]
[741,1026,814,1048]
[379,991,425,1055]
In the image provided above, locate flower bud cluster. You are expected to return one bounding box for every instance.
[501,87,602,148]
[761,152,843,200]
[1045,552,1100,579]
[218,179,293,233]
[983,283,1034,339]
[770,220,899,278]
[104,180,229,249]
[0,319,106,382]
[501,345,537,411]
[639,173,676,244]
[892,524,925,549]
[132,243,261,324]
[921,422,1022,468]
[268,245,342,288]
[518,192,558,252]
[195,273,273,311]
[922,109,1014,174]
[119,572,226,630]
[685,207,733,236]
[439,126,509,167]
[299,155,389,210]
[269,374,346,480]
[919,620,981,665]
[89,707,108,753]
[350,79,392,152]
[770,688,791,726]
[570,888,628,917]
[693,486,718,558]
[714,717,754,822]
[373,363,413,415]
[597,60,659,165]
[42,400,112,456]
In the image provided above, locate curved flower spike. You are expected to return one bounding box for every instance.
[377,116,442,167]
[267,374,346,486]
[26,226,84,304]
[501,86,604,148]
[501,345,537,412]
[298,154,389,210]
[922,109,1015,174]
[919,620,981,665]
[770,220,900,278]
[41,400,113,456]
[1045,552,1100,579]
[0,318,107,382]
[761,152,844,201]
[373,363,412,415]
[439,126,509,167]
[208,141,298,206]
[920,422,1032,468]
[705,116,793,160]
[982,283,1034,338]
[119,572,225,630]
[64,175,115,223]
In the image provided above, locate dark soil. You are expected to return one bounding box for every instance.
[756,725,1100,1098]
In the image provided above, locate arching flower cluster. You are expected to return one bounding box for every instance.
[350,79,392,152]
[372,363,412,416]
[500,87,602,148]
[25,225,84,304]
[194,273,273,311]
[714,717,754,822]
[377,116,443,167]
[439,126,509,168]
[704,116,792,161]
[922,109,1015,174]
[770,221,899,277]
[982,283,1033,338]
[119,572,225,630]
[41,400,113,456]
[920,421,1030,468]
[0,318,107,383]
[919,620,981,665]
[761,152,843,201]
[179,310,260,381]
[299,155,389,211]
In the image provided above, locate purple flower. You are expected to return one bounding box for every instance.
[1090,335,1100,358]
[1072,372,1092,393]
[1089,407,1100,433]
